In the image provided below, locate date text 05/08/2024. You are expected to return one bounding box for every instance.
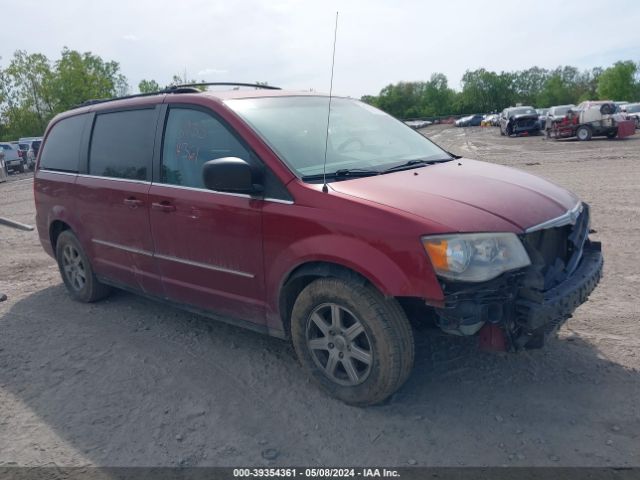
[233,468,400,478]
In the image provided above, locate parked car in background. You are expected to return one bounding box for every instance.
[19,137,43,170]
[548,100,635,141]
[544,105,575,135]
[16,140,30,168]
[0,142,26,173]
[0,147,6,183]
[455,114,483,127]
[27,138,43,169]
[404,120,432,130]
[499,106,540,136]
[621,103,640,128]
[536,108,549,130]
[481,114,497,126]
[34,85,603,405]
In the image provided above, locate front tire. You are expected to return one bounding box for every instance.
[576,125,592,141]
[56,230,111,302]
[291,277,414,406]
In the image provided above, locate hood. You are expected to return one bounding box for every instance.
[330,159,579,233]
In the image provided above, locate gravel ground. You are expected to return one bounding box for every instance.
[0,126,638,467]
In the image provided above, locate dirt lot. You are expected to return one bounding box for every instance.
[0,126,638,467]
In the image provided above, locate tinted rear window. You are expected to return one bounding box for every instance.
[40,114,88,172]
[89,109,156,181]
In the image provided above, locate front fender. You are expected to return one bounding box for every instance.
[264,233,444,329]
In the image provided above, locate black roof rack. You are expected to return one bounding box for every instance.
[167,82,281,91]
[73,82,280,109]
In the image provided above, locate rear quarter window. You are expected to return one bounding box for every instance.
[40,114,89,172]
[89,109,156,181]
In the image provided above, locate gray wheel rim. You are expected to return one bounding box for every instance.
[577,128,588,140]
[306,303,373,386]
[62,244,86,291]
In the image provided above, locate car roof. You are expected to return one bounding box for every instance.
[52,89,336,123]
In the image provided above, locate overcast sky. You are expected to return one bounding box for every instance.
[2,0,639,98]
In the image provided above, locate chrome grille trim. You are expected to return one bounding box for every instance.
[525,202,583,233]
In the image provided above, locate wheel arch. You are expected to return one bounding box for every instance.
[49,219,72,252]
[278,261,374,337]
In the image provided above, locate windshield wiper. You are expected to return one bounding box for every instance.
[381,157,452,174]
[301,168,380,182]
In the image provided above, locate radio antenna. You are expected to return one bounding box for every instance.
[322,11,339,193]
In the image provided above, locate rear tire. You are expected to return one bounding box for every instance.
[576,125,592,141]
[55,230,111,302]
[606,130,617,139]
[291,277,414,406]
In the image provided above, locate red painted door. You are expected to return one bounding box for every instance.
[148,106,265,325]
[75,108,163,296]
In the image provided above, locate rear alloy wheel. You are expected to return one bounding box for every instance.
[576,125,592,141]
[56,230,111,302]
[291,277,414,406]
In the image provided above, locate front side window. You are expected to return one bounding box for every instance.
[161,108,252,189]
[89,109,156,180]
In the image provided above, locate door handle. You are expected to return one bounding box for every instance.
[152,201,176,213]
[123,197,144,208]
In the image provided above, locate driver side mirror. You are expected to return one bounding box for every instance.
[202,157,263,195]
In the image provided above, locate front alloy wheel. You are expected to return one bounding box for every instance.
[291,277,414,406]
[306,303,373,386]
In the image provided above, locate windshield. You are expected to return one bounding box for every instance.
[225,96,450,179]
[510,107,536,116]
[0,144,11,150]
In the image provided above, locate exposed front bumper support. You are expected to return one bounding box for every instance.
[433,241,603,351]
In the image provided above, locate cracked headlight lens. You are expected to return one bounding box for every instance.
[422,232,531,282]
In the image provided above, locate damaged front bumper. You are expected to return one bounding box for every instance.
[432,240,603,351]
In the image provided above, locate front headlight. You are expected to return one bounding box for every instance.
[422,233,531,282]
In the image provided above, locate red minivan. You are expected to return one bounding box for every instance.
[34,84,603,405]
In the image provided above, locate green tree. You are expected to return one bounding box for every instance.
[0,48,130,140]
[168,74,206,91]
[51,47,129,111]
[513,67,549,106]
[459,69,515,113]
[375,82,426,118]
[420,73,457,116]
[597,61,638,101]
[138,79,160,93]
[2,51,55,132]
